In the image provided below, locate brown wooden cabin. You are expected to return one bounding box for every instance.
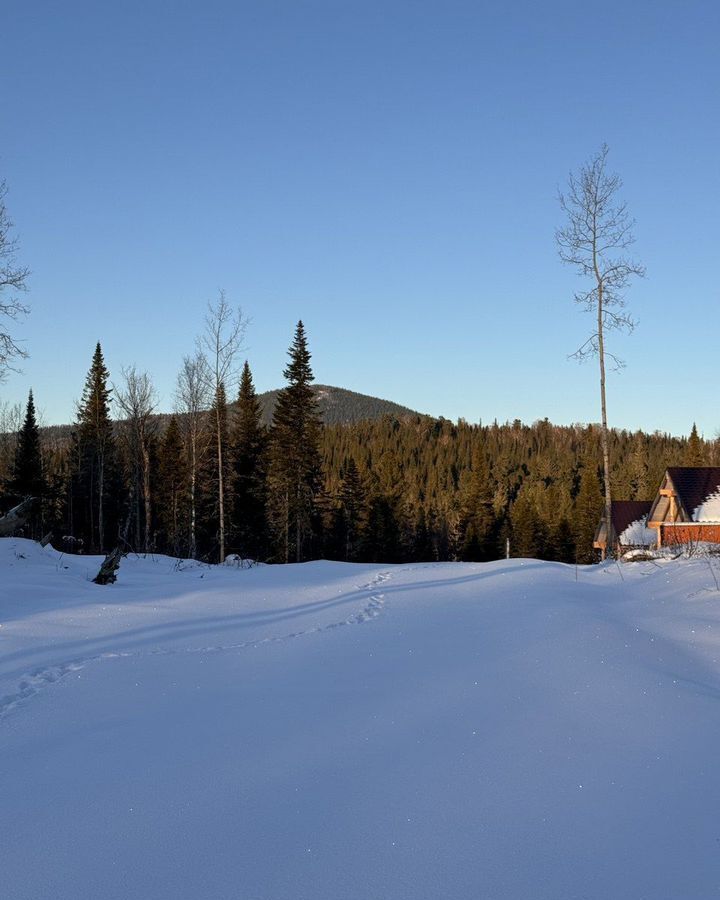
[646,467,720,548]
[594,500,653,556]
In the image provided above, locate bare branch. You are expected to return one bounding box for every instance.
[0,180,30,380]
[196,289,248,392]
[557,144,645,560]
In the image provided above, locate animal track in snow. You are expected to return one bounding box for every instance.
[0,571,392,720]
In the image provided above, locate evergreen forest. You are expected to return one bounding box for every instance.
[1,322,714,566]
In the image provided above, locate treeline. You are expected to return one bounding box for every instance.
[0,322,715,564]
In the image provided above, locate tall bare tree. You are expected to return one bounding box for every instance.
[0,180,30,379]
[175,351,211,559]
[557,144,645,558]
[197,290,247,562]
[115,366,157,552]
[0,400,23,487]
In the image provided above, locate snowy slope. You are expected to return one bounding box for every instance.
[3,539,720,899]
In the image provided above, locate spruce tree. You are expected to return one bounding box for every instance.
[232,361,268,561]
[73,343,120,551]
[686,423,704,466]
[627,433,651,500]
[459,446,496,561]
[510,488,545,559]
[268,322,323,562]
[7,390,45,537]
[10,389,45,500]
[412,507,433,562]
[338,457,365,561]
[157,416,186,556]
[361,492,402,563]
[547,516,575,563]
[574,456,604,563]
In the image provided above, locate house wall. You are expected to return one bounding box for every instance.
[661,524,720,546]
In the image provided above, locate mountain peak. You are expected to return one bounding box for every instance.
[258,384,422,425]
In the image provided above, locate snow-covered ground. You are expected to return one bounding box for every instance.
[3,538,720,899]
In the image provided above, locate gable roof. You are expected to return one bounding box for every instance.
[666,467,720,521]
[611,500,652,537]
[595,500,653,548]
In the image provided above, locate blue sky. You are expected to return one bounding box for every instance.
[2,0,718,436]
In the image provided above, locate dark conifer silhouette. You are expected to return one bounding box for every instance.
[574,456,604,563]
[10,389,44,499]
[459,446,495,561]
[156,416,186,556]
[231,362,268,561]
[268,322,323,563]
[686,423,704,466]
[72,343,120,551]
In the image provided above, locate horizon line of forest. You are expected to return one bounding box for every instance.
[1,309,715,566]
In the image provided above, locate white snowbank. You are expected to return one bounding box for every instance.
[693,488,720,522]
[3,539,720,899]
[619,516,655,546]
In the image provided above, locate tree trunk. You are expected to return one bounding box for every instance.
[0,497,36,536]
[596,277,612,560]
[189,433,197,559]
[142,443,152,553]
[217,409,225,563]
[285,489,290,564]
[98,453,105,552]
[93,545,123,585]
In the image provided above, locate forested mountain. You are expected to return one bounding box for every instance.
[257,384,421,425]
[2,394,715,565]
[10,384,420,446]
[1,331,716,567]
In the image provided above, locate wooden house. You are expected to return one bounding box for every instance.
[594,500,653,556]
[646,467,720,548]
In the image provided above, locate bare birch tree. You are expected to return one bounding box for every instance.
[197,290,247,563]
[175,351,211,559]
[115,367,157,552]
[0,180,30,379]
[556,144,645,558]
[0,400,23,486]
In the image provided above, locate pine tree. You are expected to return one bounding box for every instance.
[72,343,120,551]
[686,423,704,466]
[268,322,323,562]
[231,361,268,561]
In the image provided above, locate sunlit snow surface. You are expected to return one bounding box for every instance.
[3,538,720,899]
[694,488,720,523]
[619,517,655,547]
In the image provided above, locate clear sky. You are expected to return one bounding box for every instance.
[1,0,718,436]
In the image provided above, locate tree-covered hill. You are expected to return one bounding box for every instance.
[257,384,421,426]
[13,385,421,444]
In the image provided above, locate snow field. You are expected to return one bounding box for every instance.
[2,539,720,899]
